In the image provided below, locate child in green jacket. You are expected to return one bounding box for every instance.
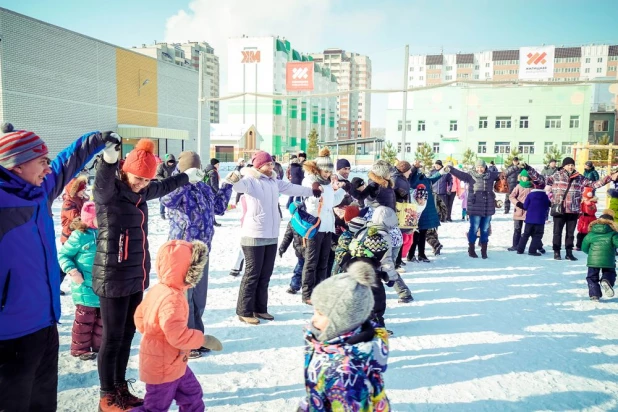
[581,209,618,301]
[58,201,102,360]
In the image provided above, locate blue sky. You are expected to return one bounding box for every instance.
[3,0,618,127]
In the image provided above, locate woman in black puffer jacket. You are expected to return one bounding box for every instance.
[92,139,202,409]
[444,159,501,259]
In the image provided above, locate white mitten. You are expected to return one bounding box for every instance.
[184,168,205,184]
[225,170,241,185]
[102,132,121,164]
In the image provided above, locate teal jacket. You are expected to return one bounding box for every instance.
[582,218,618,269]
[58,228,100,308]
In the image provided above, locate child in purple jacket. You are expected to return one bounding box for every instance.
[161,151,238,358]
[516,181,551,256]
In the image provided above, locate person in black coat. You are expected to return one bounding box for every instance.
[155,154,177,219]
[204,158,221,226]
[234,158,246,204]
[286,153,306,208]
[92,139,203,409]
[503,157,520,214]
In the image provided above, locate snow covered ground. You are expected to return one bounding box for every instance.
[54,187,618,411]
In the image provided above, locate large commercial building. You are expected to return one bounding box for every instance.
[134,41,220,123]
[310,49,372,140]
[227,36,338,156]
[0,8,210,158]
[385,84,612,165]
[407,44,618,88]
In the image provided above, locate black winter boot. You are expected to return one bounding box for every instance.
[554,251,562,260]
[480,243,488,259]
[565,249,578,261]
[468,243,478,258]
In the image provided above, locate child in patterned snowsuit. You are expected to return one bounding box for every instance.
[299,261,390,412]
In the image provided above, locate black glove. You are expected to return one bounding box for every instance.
[516,201,525,210]
[377,270,394,287]
[366,182,380,198]
[102,131,121,150]
[311,182,322,198]
[351,177,365,189]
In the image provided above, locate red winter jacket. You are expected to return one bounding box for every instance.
[577,200,598,234]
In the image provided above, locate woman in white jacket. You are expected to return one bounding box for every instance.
[301,148,347,304]
[233,151,320,325]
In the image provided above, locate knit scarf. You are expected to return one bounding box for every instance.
[314,174,331,185]
[519,180,533,188]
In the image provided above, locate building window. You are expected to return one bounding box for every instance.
[449,120,458,131]
[545,116,562,128]
[585,57,591,63]
[544,142,554,153]
[418,120,426,131]
[496,116,512,128]
[445,66,453,71]
[397,143,402,153]
[475,65,479,70]
[598,57,603,63]
[474,74,479,79]
[419,76,424,80]
[585,68,590,73]
[569,115,580,128]
[478,141,487,154]
[406,143,411,153]
[445,75,452,80]
[409,67,414,72]
[433,142,440,154]
[610,56,618,61]
[518,142,535,154]
[610,66,617,72]
[397,121,402,132]
[519,116,529,128]
[407,122,412,131]
[485,62,490,67]
[561,142,576,155]
[494,141,510,154]
[591,120,610,132]
[597,67,603,73]
[398,120,411,131]
[479,117,488,129]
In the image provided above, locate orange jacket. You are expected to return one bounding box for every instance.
[134,240,204,385]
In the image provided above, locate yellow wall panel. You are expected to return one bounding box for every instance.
[116,49,157,126]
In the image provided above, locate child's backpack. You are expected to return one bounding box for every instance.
[288,200,322,245]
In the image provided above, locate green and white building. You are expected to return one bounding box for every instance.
[227,36,338,156]
[386,84,599,165]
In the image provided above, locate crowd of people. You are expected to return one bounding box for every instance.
[2,121,618,411]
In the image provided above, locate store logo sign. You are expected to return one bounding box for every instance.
[292,67,309,79]
[241,50,261,63]
[286,62,314,91]
[527,52,547,65]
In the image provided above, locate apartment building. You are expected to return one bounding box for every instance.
[407,44,618,88]
[310,49,372,140]
[135,41,220,123]
[227,36,337,156]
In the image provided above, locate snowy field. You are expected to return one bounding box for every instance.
[54,187,618,411]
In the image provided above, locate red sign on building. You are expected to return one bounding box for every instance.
[286,62,314,91]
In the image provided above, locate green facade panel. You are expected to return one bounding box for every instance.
[290,137,297,147]
[273,135,282,155]
[300,138,307,151]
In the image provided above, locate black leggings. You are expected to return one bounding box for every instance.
[97,292,143,392]
[408,229,428,259]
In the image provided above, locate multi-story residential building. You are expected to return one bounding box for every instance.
[0,8,210,158]
[310,49,372,140]
[386,84,596,165]
[407,44,618,88]
[227,36,338,156]
[135,41,220,123]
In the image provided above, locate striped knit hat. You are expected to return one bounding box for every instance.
[0,122,49,169]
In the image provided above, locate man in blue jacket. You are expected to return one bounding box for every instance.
[0,122,117,411]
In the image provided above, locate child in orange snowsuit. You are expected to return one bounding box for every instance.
[133,240,223,412]
[576,187,598,250]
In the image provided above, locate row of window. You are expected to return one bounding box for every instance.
[555,67,580,73]
[477,141,583,155]
[396,116,583,132]
[409,56,617,72]
[394,141,581,155]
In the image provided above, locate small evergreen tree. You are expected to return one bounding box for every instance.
[381,141,398,165]
[503,148,522,169]
[462,148,476,168]
[543,145,562,165]
[414,143,434,173]
[307,128,319,159]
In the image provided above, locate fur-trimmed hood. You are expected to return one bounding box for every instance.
[241,165,277,180]
[368,171,394,188]
[155,240,208,290]
[303,160,320,176]
[589,218,618,233]
[65,175,88,197]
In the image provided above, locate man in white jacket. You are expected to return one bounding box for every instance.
[301,148,346,304]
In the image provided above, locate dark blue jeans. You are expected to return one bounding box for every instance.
[159,201,165,216]
[290,257,305,291]
[587,267,616,298]
[187,263,209,334]
[468,215,492,244]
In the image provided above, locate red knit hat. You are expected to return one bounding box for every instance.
[81,201,97,229]
[343,205,360,223]
[0,122,49,169]
[122,139,158,179]
[251,151,273,170]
